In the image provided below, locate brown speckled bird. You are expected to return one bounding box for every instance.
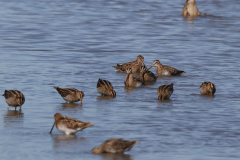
[157,83,174,100]
[148,60,185,76]
[91,139,140,154]
[2,90,25,110]
[112,55,146,72]
[53,87,84,104]
[139,66,156,84]
[182,0,207,17]
[97,79,116,97]
[50,113,93,135]
[200,82,216,95]
[124,68,144,87]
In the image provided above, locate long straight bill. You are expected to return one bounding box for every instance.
[142,62,147,68]
[147,65,153,71]
[50,121,56,134]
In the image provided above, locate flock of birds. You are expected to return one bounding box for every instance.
[2,0,215,154]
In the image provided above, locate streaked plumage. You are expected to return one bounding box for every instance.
[139,66,156,84]
[182,0,207,17]
[2,90,25,110]
[53,87,84,104]
[97,79,116,97]
[148,60,185,76]
[91,139,140,154]
[157,83,174,100]
[124,68,144,87]
[113,55,146,72]
[50,113,93,135]
[200,82,216,95]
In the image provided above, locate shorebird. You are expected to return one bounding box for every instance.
[200,82,216,95]
[124,68,144,87]
[53,87,84,104]
[91,139,140,154]
[113,55,146,72]
[50,113,93,135]
[2,90,25,110]
[157,83,174,100]
[148,60,185,76]
[182,0,207,17]
[139,66,156,84]
[97,78,116,97]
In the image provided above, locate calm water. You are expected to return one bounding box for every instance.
[1,0,240,159]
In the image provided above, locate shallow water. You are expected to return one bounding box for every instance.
[1,0,240,159]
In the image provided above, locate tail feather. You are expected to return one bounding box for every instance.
[84,122,94,128]
[53,87,58,90]
[112,64,124,72]
[178,71,185,75]
[133,141,141,145]
[128,141,140,149]
[2,90,8,96]
[199,12,207,16]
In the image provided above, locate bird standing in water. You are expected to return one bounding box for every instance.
[148,60,185,76]
[53,87,84,104]
[2,90,25,110]
[157,83,174,100]
[124,68,144,87]
[139,66,156,84]
[97,78,116,97]
[50,113,93,135]
[113,55,146,72]
[91,138,140,153]
[199,82,216,95]
[182,0,207,17]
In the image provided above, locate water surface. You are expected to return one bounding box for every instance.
[0,0,240,159]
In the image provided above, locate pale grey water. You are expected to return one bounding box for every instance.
[0,0,240,159]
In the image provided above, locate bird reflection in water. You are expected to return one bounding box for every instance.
[61,102,82,108]
[5,109,24,118]
[58,103,82,113]
[183,16,197,24]
[93,153,133,160]
[199,94,215,100]
[4,110,24,125]
[124,86,133,93]
[96,96,115,101]
[52,134,86,149]
[158,99,172,103]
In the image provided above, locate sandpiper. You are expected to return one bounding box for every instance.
[53,87,84,104]
[50,113,93,135]
[139,66,156,84]
[200,82,216,95]
[148,60,185,76]
[113,55,146,72]
[2,90,25,110]
[91,138,140,154]
[182,0,207,17]
[157,83,174,100]
[124,68,144,87]
[97,78,116,97]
